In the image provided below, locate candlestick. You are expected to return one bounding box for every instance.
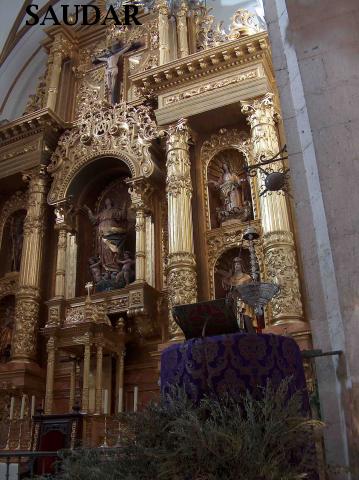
[103,389,109,415]
[133,386,138,413]
[118,387,123,413]
[9,397,15,420]
[20,394,26,419]
[31,395,36,417]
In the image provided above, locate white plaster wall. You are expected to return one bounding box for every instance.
[263,0,359,473]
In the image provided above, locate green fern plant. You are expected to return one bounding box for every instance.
[35,378,322,480]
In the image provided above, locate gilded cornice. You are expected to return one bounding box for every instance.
[130,32,271,94]
[0,108,67,149]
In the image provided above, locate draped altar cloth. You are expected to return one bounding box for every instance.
[161,333,308,408]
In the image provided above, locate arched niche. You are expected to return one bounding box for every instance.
[0,209,26,277]
[65,156,135,297]
[0,295,15,363]
[207,148,253,229]
[214,247,251,299]
[201,128,258,231]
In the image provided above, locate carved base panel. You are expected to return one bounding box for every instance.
[167,266,197,339]
[263,231,304,327]
[12,296,40,361]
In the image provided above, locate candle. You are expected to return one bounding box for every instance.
[133,386,138,413]
[20,394,26,419]
[118,387,123,413]
[103,389,109,415]
[31,396,36,417]
[9,397,15,420]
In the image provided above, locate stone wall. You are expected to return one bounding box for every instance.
[263,0,359,473]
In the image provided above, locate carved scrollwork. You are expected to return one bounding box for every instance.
[48,101,159,204]
[263,231,303,322]
[12,298,40,359]
[167,267,197,337]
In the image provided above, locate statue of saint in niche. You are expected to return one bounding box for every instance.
[216,256,252,291]
[85,197,128,273]
[208,162,252,224]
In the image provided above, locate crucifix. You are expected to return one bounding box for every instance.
[93,41,143,104]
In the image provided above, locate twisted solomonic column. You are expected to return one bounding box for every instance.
[166,119,197,340]
[12,166,49,362]
[241,94,307,337]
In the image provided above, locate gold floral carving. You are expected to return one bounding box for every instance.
[241,93,280,160]
[165,70,258,105]
[167,267,197,336]
[263,231,303,323]
[48,101,159,204]
[228,9,263,39]
[64,306,85,326]
[12,297,40,359]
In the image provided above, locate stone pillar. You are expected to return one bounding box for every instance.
[95,344,103,414]
[241,93,305,333]
[82,341,91,413]
[177,0,189,58]
[12,166,48,362]
[69,360,76,412]
[157,0,170,65]
[166,119,197,339]
[46,34,71,111]
[44,337,56,414]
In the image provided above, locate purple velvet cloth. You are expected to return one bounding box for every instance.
[161,333,309,409]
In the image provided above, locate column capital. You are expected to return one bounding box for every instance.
[165,118,191,154]
[241,93,280,128]
[127,177,154,212]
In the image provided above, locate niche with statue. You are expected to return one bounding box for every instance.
[207,148,252,229]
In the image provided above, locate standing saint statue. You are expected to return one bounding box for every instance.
[84,198,128,272]
[208,162,251,223]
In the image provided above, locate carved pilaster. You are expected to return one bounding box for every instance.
[166,119,197,339]
[12,166,48,361]
[54,201,74,299]
[241,94,305,331]
[82,339,91,413]
[156,0,170,65]
[116,349,125,413]
[95,344,103,414]
[177,0,189,58]
[44,336,57,414]
[46,34,73,111]
[69,360,76,412]
[128,178,154,283]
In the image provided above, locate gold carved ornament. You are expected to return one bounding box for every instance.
[12,298,40,359]
[47,101,160,204]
